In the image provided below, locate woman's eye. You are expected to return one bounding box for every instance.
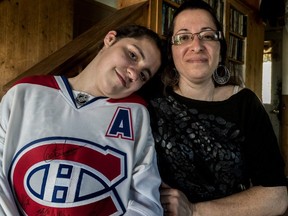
[179,34,190,42]
[203,35,212,40]
[203,34,215,40]
[201,31,218,41]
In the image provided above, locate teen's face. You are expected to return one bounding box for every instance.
[172,9,221,84]
[95,32,161,99]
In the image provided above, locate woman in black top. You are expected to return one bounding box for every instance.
[148,0,288,215]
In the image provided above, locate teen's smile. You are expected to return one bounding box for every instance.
[115,69,127,88]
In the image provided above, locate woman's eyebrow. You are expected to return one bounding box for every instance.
[175,27,216,34]
[175,28,190,34]
[201,27,216,31]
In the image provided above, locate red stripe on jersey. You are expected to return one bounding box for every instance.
[13,75,60,89]
[108,93,147,106]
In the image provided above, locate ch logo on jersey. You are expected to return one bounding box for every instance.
[106,107,134,140]
[9,137,127,216]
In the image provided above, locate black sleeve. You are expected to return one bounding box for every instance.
[243,90,287,186]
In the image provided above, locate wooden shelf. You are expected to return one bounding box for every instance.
[163,0,179,8]
[94,0,146,9]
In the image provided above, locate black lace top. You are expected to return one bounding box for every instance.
[149,88,286,202]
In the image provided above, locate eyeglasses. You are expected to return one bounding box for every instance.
[171,30,222,45]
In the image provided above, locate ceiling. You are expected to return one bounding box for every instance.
[259,0,285,27]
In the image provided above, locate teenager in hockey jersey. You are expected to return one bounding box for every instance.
[0,24,164,216]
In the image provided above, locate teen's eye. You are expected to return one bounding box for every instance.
[139,71,148,82]
[128,51,138,61]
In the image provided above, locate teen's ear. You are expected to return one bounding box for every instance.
[104,30,117,47]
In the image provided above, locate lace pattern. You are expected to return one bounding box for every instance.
[150,95,247,202]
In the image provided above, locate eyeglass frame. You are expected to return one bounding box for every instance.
[171,30,223,45]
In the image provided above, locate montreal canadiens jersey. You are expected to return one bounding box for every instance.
[0,75,162,216]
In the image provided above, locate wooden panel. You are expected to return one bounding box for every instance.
[94,0,147,9]
[0,0,73,98]
[117,0,147,8]
[149,0,162,34]
[245,10,264,97]
[242,0,260,10]
[73,0,116,37]
[3,2,149,92]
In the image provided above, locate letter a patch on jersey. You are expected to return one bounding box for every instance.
[106,107,134,140]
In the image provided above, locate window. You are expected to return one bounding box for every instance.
[262,41,272,104]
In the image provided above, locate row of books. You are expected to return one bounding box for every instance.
[202,0,224,24]
[229,6,247,36]
[228,34,245,62]
[162,3,176,36]
[166,0,185,4]
[161,0,224,36]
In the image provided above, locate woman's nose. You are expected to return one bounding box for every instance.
[190,36,204,52]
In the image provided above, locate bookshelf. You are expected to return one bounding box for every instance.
[225,1,248,84]
[150,0,264,94]
[161,0,224,37]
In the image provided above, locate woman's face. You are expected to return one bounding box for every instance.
[172,9,221,85]
[89,31,161,99]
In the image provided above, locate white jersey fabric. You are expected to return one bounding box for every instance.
[0,75,162,216]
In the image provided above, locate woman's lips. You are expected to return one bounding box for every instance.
[187,57,208,63]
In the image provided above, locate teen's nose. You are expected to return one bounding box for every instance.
[127,66,139,82]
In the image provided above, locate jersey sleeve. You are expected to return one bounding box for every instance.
[125,107,163,216]
[0,90,21,215]
[243,90,287,187]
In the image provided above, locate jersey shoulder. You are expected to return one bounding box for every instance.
[108,94,147,107]
[13,75,60,90]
